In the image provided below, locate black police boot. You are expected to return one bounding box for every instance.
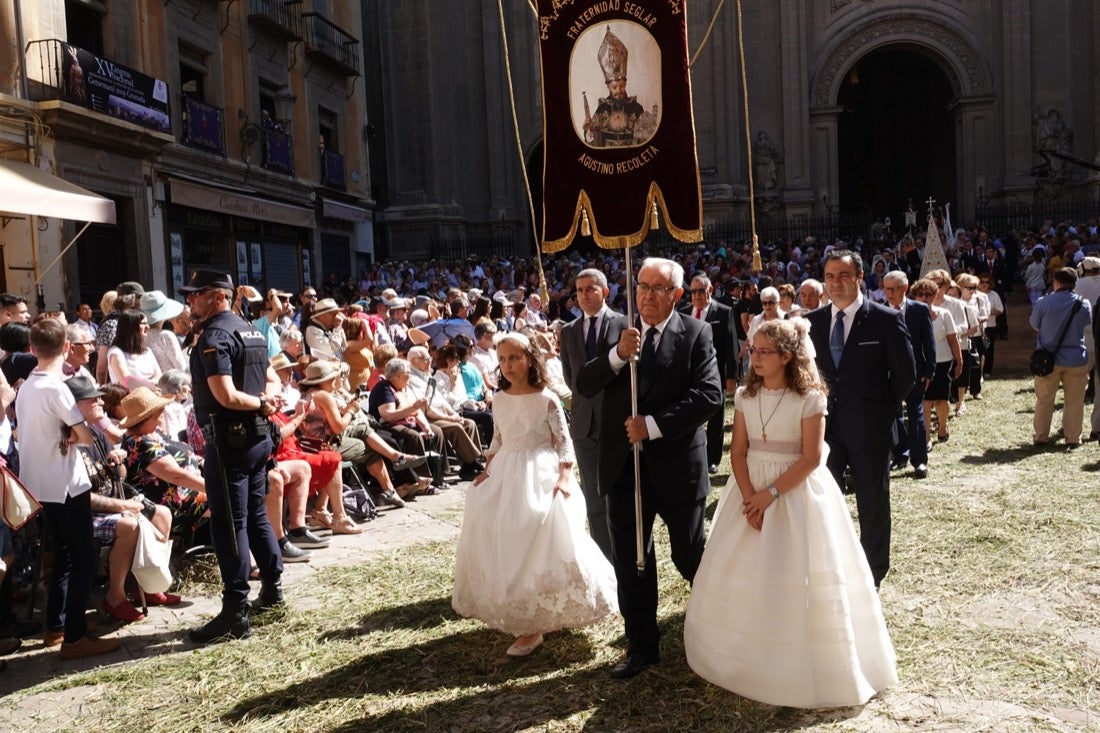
[188,602,251,644]
[251,580,285,616]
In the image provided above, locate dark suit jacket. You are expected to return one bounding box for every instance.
[806,300,916,451]
[679,300,738,381]
[576,312,722,501]
[901,299,936,382]
[559,309,627,440]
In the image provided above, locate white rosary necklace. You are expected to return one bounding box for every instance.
[758,388,788,442]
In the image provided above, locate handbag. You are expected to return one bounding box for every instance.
[1030,297,1083,377]
[0,464,42,530]
[131,512,173,594]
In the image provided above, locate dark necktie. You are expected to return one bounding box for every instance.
[585,316,598,360]
[637,326,658,393]
[830,311,845,368]
[640,326,658,365]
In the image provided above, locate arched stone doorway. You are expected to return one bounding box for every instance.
[809,14,995,222]
[837,48,956,220]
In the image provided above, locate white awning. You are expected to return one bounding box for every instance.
[0,158,116,224]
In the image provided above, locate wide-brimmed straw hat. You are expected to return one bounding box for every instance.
[299,360,344,386]
[311,298,340,318]
[270,353,295,371]
[118,386,173,429]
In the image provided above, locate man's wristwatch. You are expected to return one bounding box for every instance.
[258,396,268,415]
[767,485,780,500]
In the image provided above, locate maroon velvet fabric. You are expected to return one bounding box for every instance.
[535,0,703,251]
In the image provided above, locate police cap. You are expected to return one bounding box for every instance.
[179,269,234,293]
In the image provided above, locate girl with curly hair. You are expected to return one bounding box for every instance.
[685,318,897,708]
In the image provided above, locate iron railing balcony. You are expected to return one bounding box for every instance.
[301,12,361,77]
[181,95,226,156]
[247,0,303,42]
[262,126,295,175]
[320,148,346,190]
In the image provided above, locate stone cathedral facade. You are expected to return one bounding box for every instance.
[363,0,1098,258]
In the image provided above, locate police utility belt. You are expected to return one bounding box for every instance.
[202,412,274,449]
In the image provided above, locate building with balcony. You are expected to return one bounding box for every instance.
[0,0,372,310]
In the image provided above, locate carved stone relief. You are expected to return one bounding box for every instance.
[812,14,991,109]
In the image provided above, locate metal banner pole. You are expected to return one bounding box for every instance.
[623,248,645,576]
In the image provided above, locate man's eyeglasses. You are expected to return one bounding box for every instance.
[72,341,94,347]
[636,283,677,296]
[688,288,708,296]
[761,300,779,306]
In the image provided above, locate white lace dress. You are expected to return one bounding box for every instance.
[684,387,897,708]
[452,389,618,635]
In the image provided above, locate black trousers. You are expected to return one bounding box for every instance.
[705,389,726,467]
[826,435,891,586]
[606,460,706,658]
[42,491,95,643]
[204,434,282,608]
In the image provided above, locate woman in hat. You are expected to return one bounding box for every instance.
[107,311,163,391]
[298,360,424,506]
[141,291,187,374]
[119,386,208,533]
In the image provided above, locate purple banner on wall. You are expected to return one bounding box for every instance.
[62,43,171,134]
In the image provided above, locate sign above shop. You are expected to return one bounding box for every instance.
[169,178,316,230]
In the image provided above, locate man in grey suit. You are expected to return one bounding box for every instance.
[560,268,625,560]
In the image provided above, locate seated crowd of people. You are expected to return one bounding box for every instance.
[0,215,1091,667]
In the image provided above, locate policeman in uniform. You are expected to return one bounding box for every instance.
[181,270,285,644]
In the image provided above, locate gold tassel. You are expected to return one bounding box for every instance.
[751,233,762,272]
[650,197,659,230]
[581,208,591,237]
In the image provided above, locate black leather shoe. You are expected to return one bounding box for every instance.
[890,458,907,471]
[252,581,285,615]
[611,652,659,680]
[914,464,928,479]
[189,605,251,644]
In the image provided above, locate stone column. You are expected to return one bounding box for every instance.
[808,107,841,216]
[778,0,814,216]
[950,96,997,221]
[1000,0,1033,191]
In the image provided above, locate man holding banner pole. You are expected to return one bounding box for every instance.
[531,0,708,679]
[577,257,721,679]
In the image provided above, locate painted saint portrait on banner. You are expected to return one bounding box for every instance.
[572,24,661,149]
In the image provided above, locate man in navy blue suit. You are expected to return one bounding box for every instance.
[883,271,936,478]
[806,250,915,588]
[678,272,739,472]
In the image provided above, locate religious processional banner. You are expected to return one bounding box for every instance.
[532,0,703,251]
